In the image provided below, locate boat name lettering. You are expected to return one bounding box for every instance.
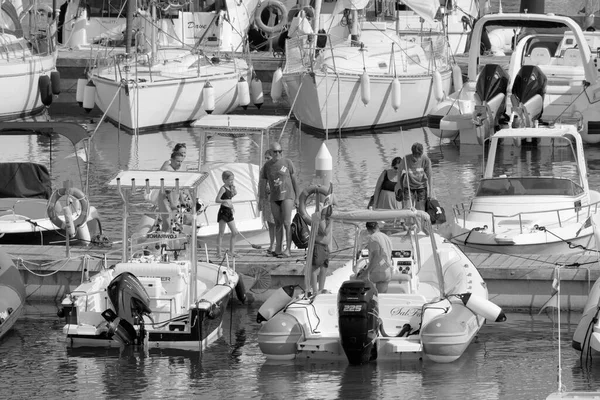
[390,307,422,317]
[147,233,178,239]
[188,22,208,30]
[342,304,363,312]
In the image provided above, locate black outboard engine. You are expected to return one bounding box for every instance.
[338,280,379,365]
[475,64,510,126]
[511,65,547,127]
[101,272,152,346]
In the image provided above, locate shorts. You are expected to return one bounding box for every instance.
[217,206,234,223]
[403,187,427,202]
[312,242,329,269]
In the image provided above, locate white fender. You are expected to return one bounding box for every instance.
[257,285,295,322]
[433,70,444,102]
[360,70,370,106]
[251,77,264,109]
[452,64,463,93]
[391,78,401,111]
[237,77,250,109]
[203,81,215,114]
[63,207,76,237]
[271,67,284,104]
[459,293,506,322]
[83,80,96,112]
[76,78,87,106]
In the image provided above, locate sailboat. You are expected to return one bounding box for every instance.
[89,0,249,132]
[0,0,60,120]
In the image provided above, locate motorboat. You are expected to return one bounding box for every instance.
[573,268,600,361]
[86,0,250,132]
[0,249,26,341]
[427,13,600,144]
[450,124,600,255]
[58,170,242,349]
[0,122,103,245]
[0,0,60,120]
[257,209,505,363]
[281,0,456,134]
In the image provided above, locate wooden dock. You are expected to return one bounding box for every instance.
[4,242,600,310]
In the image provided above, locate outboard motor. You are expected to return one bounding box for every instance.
[510,65,547,127]
[474,63,510,128]
[338,280,379,365]
[101,272,152,346]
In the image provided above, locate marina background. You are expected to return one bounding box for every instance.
[3,0,600,398]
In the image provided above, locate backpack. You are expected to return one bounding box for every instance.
[291,212,310,249]
[426,198,447,225]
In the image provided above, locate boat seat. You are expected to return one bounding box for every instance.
[563,48,583,67]
[528,47,552,65]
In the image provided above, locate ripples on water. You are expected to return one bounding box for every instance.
[1,306,600,400]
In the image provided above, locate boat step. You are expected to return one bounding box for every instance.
[378,337,422,354]
[297,338,340,353]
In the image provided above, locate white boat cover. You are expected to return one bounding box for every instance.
[191,115,288,133]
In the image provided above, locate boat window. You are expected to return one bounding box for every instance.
[476,177,583,196]
[87,0,128,18]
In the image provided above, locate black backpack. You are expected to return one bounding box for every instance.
[291,212,310,249]
[426,198,447,224]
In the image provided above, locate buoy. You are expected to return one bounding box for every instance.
[257,285,295,322]
[391,78,401,111]
[360,70,370,106]
[250,77,264,109]
[237,77,250,110]
[271,67,284,104]
[433,70,444,102]
[452,64,463,93]
[203,81,215,114]
[235,278,247,304]
[459,293,506,322]
[83,80,96,113]
[63,207,76,238]
[76,78,87,107]
[50,71,61,96]
[38,75,53,106]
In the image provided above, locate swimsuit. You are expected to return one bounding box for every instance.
[217,186,235,223]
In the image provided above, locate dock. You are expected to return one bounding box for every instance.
[6,242,600,311]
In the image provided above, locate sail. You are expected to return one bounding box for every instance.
[401,0,440,24]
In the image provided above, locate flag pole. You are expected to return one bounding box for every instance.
[556,265,562,394]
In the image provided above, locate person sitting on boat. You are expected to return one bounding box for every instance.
[160,143,187,170]
[358,221,393,293]
[371,157,402,210]
[396,142,432,211]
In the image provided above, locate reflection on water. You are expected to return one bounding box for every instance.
[3,305,600,400]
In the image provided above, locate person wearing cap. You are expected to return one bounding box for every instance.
[359,221,393,293]
[396,142,432,211]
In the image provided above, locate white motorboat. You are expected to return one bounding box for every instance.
[0,249,25,341]
[0,122,103,245]
[0,0,60,120]
[257,209,505,363]
[281,0,454,134]
[427,13,600,145]
[450,124,600,255]
[58,170,242,350]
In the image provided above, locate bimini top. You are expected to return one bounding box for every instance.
[0,122,90,146]
[492,125,581,141]
[108,170,208,190]
[191,115,287,136]
[331,209,432,224]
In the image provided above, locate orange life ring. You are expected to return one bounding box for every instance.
[255,0,288,34]
[298,185,329,225]
[47,187,90,230]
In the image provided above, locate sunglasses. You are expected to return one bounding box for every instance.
[273,150,283,154]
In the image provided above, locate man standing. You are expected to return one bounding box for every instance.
[359,221,393,293]
[261,142,299,258]
[396,142,432,211]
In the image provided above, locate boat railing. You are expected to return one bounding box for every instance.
[453,200,600,233]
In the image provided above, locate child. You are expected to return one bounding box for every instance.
[216,170,239,257]
[311,194,334,294]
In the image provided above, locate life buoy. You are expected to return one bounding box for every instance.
[298,185,330,225]
[47,187,90,230]
[255,0,288,34]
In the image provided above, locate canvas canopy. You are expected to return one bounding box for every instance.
[0,162,52,199]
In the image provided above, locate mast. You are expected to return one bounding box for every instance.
[125,0,136,55]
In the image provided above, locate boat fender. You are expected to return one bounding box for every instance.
[271,67,284,104]
[63,207,76,237]
[237,77,251,109]
[235,278,247,304]
[459,293,506,322]
[255,0,288,34]
[203,81,215,114]
[391,77,401,111]
[298,185,330,225]
[433,70,444,102]
[76,78,87,106]
[257,285,295,323]
[50,71,61,95]
[38,75,53,106]
[452,64,463,93]
[250,77,264,109]
[47,187,90,231]
[83,80,96,112]
[360,70,370,105]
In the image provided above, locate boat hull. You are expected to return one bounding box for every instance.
[0,250,26,340]
[282,69,452,134]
